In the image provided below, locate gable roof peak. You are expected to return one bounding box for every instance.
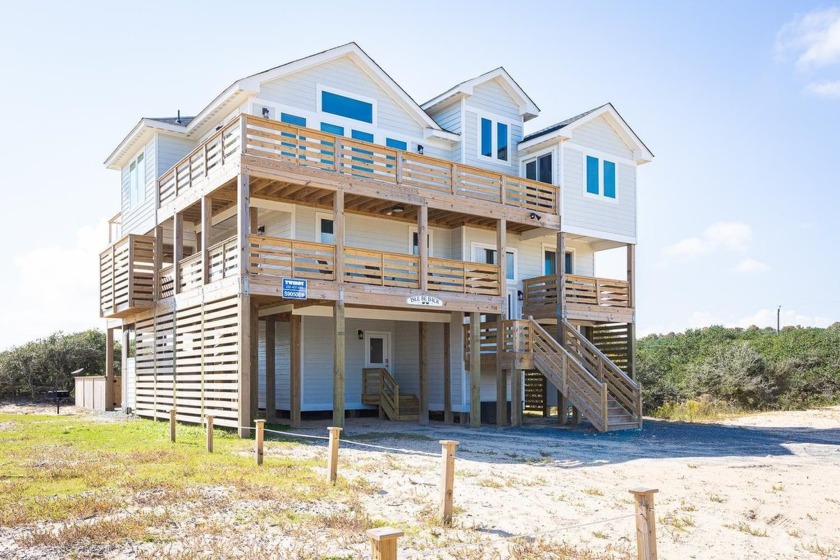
[422,66,540,121]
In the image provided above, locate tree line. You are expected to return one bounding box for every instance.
[0,330,119,399]
[636,322,840,415]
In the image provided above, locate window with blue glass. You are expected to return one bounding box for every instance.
[386,138,407,151]
[585,155,617,199]
[479,116,509,162]
[321,90,373,123]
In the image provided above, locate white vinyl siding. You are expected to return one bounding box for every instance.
[257,321,291,410]
[258,56,424,147]
[157,135,195,176]
[572,116,634,160]
[463,110,522,173]
[120,139,156,235]
[468,80,522,121]
[426,100,462,162]
[563,145,636,239]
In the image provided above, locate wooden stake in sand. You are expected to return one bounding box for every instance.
[629,488,659,560]
[169,408,176,443]
[327,427,342,484]
[205,415,214,453]
[367,527,403,560]
[255,420,265,465]
[439,440,459,525]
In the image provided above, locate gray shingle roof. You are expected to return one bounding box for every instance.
[148,116,195,127]
[520,104,608,144]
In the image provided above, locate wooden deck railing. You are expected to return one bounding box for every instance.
[177,253,203,292]
[522,273,631,316]
[156,114,558,214]
[158,118,242,207]
[248,235,500,296]
[207,237,239,282]
[99,234,155,317]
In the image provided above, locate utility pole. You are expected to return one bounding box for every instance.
[777,305,781,335]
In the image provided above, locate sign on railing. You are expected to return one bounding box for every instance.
[282,278,307,300]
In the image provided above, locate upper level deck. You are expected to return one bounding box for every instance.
[155,115,559,231]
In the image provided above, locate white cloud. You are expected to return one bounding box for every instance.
[663,221,752,261]
[0,222,107,348]
[777,7,840,70]
[733,258,771,273]
[806,80,840,98]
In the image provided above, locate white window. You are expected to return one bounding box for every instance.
[524,152,553,184]
[316,213,334,244]
[478,115,510,163]
[408,227,433,256]
[128,152,146,207]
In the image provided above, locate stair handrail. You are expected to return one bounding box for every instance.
[561,320,641,420]
[527,319,609,431]
[379,368,400,420]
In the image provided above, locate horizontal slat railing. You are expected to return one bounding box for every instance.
[208,237,239,282]
[344,248,419,289]
[562,320,640,421]
[522,274,632,315]
[99,234,156,317]
[379,369,400,421]
[249,236,336,281]
[177,253,203,292]
[158,118,242,207]
[238,115,557,214]
[248,235,500,296]
[158,266,175,299]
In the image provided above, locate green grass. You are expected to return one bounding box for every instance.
[0,413,337,529]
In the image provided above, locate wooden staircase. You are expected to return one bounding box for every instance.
[519,318,642,432]
[362,368,419,421]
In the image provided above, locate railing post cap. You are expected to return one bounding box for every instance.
[367,527,404,541]
[328,426,343,434]
[254,419,265,425]
[629,487,659,495]
[439,440,460,447]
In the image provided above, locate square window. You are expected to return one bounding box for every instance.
[585,155,618,200]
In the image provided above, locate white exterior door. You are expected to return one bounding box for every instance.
[364,332,391,371]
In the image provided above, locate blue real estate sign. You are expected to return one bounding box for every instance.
[281,278,307,300]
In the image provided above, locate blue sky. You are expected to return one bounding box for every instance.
[0,0,838,348]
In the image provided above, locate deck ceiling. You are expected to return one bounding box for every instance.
[245,176,537,233]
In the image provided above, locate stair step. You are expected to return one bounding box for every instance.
[607,422,640,431]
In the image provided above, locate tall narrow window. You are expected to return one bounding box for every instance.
[497,122,508,161]
[319,217,334,244]
[586,156,600,195]
[128,152,145,207]
[479,116,511,163]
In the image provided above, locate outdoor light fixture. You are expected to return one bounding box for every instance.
[417,144,424,155]
[529,212,542,221]
[390,205,405,215]
[518,290,524,302]
[262,107,270,118]
[358,330,364,340]
[257,225,266,235]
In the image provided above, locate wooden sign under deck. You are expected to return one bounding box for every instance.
[406,295,444,307]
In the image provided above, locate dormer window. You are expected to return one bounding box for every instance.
[320,88,375,124]
[479,116,509,162]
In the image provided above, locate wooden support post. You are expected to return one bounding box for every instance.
[153,226,163,301]
[169,408,176,442]
[630,488,659,560]
[418,322,429,425]
[250,302,258,422]
[265,316,276,422]
[443,321,452,424]
[469,312,481,428]
[121,328,129,413]
[290,314,302,427]
[327,426,342,484]
[333,301,345,427]
[558,391,567,425]
[439,440,459,525]
[173,212,184,294]
[367,528,403,560]
[104,327,115,411]
[201,196,212,284]
[255,419,265,465]
[572,406,580,425]
[205,415,214,452]
[627,243,637,379]
[556,230,566,345]
[511,369,522,427]
[334,190,345,283]
[418,204,428,292]
[496,218,508,427]
[237,173,252,439]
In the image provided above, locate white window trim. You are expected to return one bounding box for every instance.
[317,84,378,128]
[521,145,557,184]
[128,149,147,209]
[582,152,620,204]
[541,244,575,275]
[408,226,434,256]
[470,241,517,282]
[315,212,335,244]
[475,111,514,166]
